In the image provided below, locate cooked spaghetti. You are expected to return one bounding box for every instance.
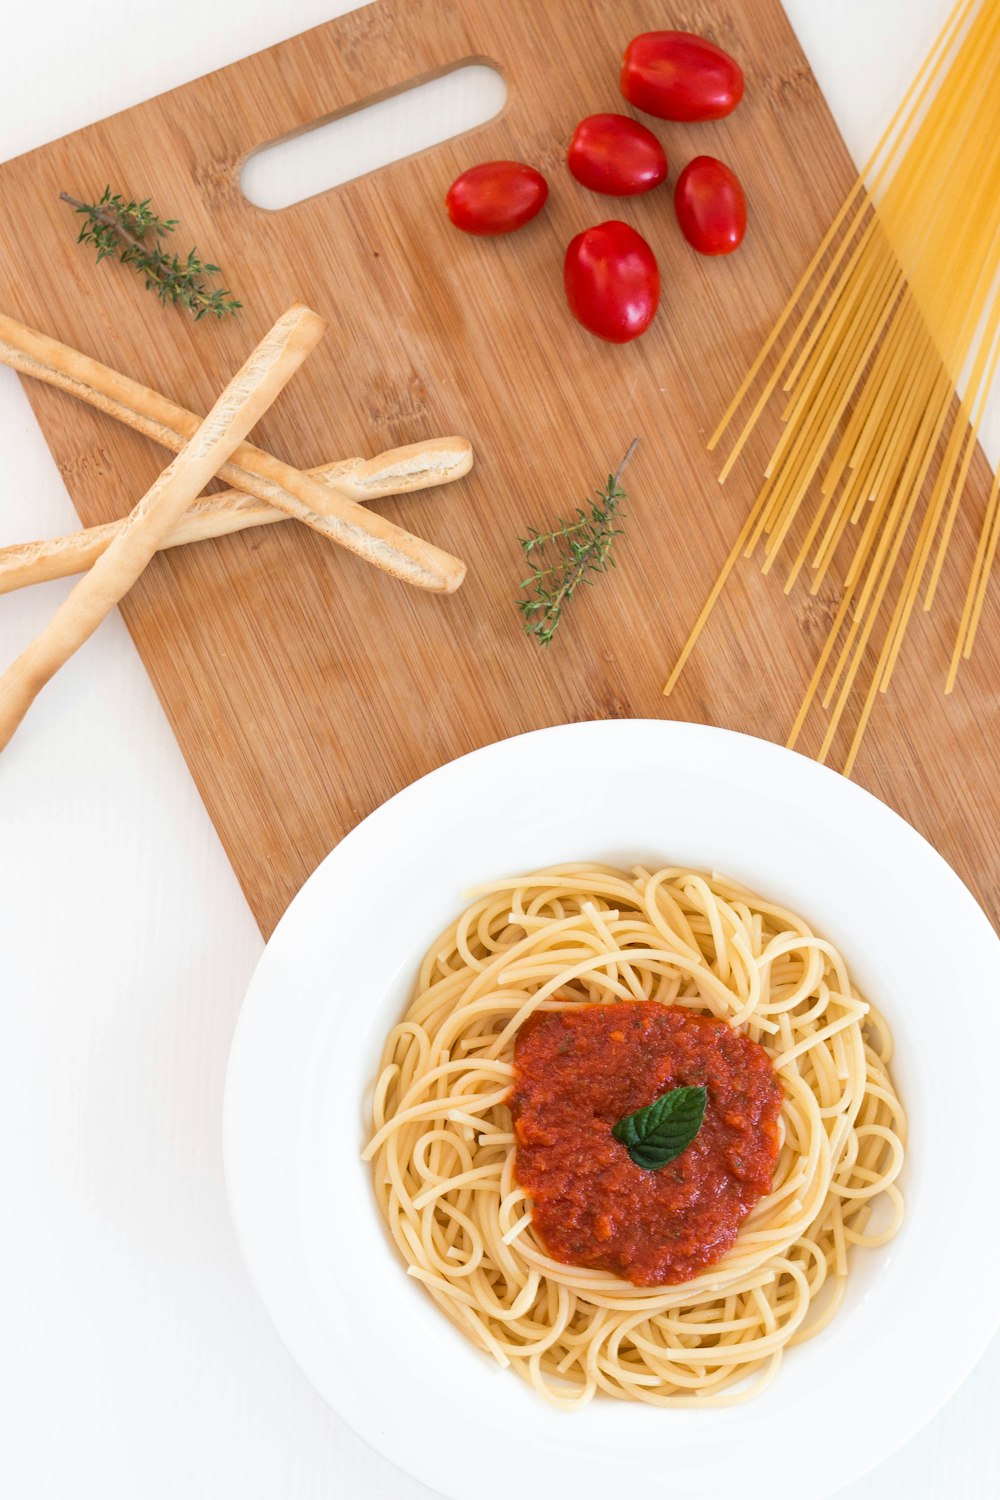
[664,0,1000,773]
[364,864,905,1407]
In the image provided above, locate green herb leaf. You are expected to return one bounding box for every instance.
[516,437,639,647]
[612,1084,707,1171]
[59,189,242,320]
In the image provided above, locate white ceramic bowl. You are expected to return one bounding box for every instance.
[224,720,1000,1500]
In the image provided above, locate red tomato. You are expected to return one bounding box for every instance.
[445,161,548,236]
[564,221,660,343]
[621,31,744,122]
[567,113,668,196]
[674,156,747,255]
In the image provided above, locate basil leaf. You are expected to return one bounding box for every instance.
[612,1084,707,1171]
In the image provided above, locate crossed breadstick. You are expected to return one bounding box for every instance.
[0,313,469,592]
[0,441,472,593]
[0,305,471,749]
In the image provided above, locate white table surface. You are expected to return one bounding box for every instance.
[2,2,998,1496]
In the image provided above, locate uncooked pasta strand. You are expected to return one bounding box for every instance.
[665,0,1000,765]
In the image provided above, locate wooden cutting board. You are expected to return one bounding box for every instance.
[1,0,997,937]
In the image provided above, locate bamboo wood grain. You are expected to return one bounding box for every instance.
[0,317,467,593]
[0,0,996,935]
[0,304,325,747]
[0,438,473,593]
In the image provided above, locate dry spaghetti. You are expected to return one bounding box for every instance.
[664,0,1000,774]
[364,864,905,1407]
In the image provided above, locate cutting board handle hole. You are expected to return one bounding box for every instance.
[241,62,507,211]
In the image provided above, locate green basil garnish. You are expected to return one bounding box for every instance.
[612,1084,707,1171]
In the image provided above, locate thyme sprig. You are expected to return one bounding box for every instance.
[60,188,241,320]
[518,437,639,647]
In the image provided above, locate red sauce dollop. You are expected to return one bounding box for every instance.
[511,1003,782,1286]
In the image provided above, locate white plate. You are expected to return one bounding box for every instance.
[224,720,1000,1500]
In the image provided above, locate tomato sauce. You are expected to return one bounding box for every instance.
[511,1003,783,1286]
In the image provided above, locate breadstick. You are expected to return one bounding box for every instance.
[0,437,473,594]
[0,304,324,750]
[0,315,466,593]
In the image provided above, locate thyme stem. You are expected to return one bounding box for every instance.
[61,187,242,320]
[517,438,640,648]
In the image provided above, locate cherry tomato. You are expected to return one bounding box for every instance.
[674,156,747,255]
[621,31,744,122]
[445,161,548,236]
[564,221,660,343]
[567,113,668,196]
